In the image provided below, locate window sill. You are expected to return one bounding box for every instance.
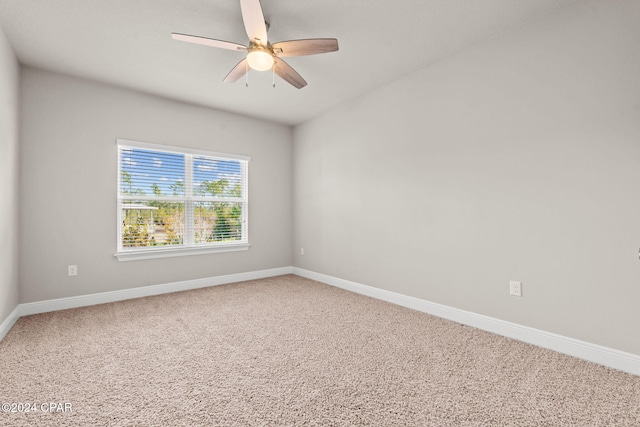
[115,243,250,262]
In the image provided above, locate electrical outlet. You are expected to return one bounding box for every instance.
[68,265,78,276]
[300,248,305,256]
[509,280,522,297]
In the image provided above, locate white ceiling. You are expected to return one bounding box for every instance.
[0,0,578,126]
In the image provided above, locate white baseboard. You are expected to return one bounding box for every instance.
[3,265,638,377]
[0,306,20,342]
[17,266,293,317]
[293,267,640,377]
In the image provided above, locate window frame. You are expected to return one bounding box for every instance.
[115,139,250,262]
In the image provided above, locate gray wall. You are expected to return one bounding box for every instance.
[293,0,640,355]
[0,25,20,322]
[19,68,293,303]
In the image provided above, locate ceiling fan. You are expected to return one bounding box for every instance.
[172,0,339,89]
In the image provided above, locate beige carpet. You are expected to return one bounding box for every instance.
[1,274,638,426]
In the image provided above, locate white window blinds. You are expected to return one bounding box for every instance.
[116,139,249,259]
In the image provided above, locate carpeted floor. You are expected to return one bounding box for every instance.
[0,274,639,426]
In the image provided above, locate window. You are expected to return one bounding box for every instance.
[116,139,249,261]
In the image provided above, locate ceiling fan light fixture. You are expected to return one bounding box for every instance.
[247,49,274,71]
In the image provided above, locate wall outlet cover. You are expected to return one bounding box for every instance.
[68,265,78,276]
[509,280,522,297]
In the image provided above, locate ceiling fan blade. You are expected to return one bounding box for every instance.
[240,0,268,44]
[224,59,249,83]
[272,38,339,57]
[273,57,307,89]
[172,33,246,51]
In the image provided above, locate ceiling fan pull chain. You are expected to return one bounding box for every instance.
[245,61,249,87]
[272,67,275,88]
